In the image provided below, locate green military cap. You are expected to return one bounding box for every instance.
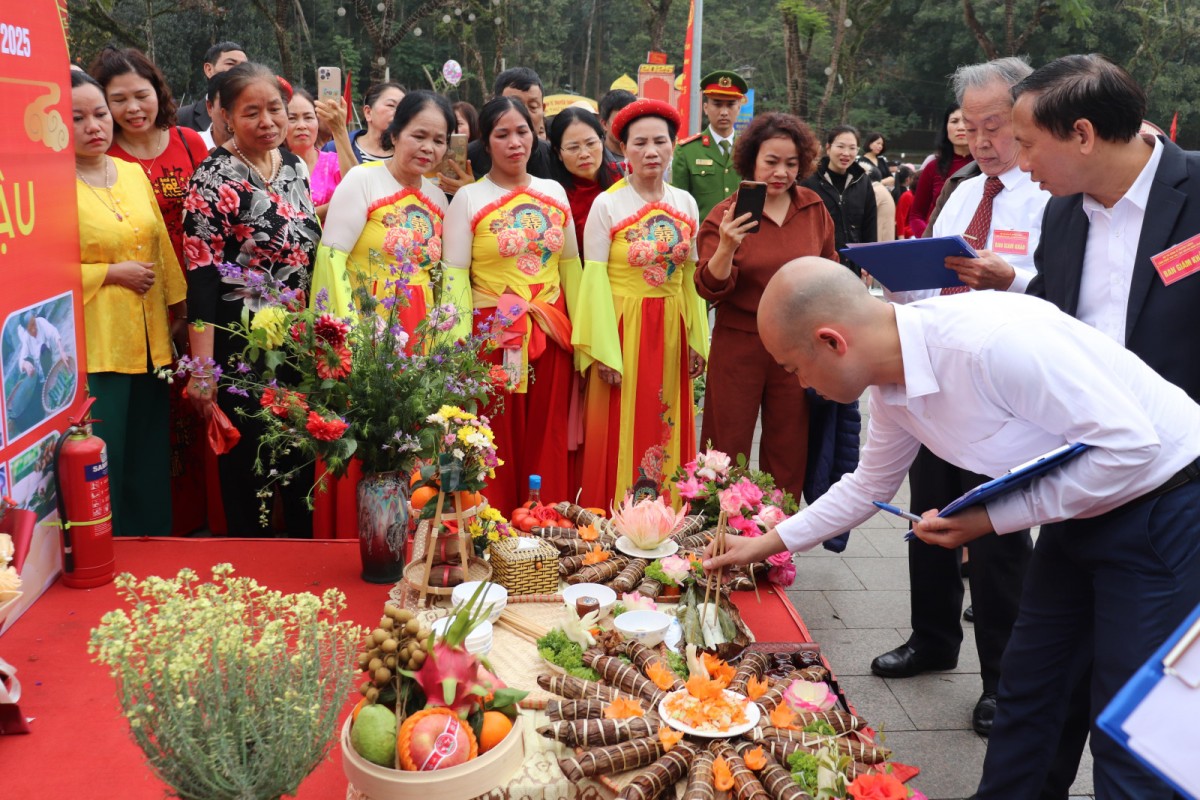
[699,70,748,100]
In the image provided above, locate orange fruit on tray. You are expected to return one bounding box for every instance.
[410,469,423,487]
[456,491,484,509]
[479,710,513,753]
[411,486,439,510]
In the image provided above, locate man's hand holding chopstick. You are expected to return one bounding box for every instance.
[702,529,789,575]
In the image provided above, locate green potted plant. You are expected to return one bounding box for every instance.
[89,564,362,800]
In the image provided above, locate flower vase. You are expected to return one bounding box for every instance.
[356,472,411,584]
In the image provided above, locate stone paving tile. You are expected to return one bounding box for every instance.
[809,626,906,677]
[824,589,912,629]
[844,556,909,591]
[889,730,988,800]
[886,672,984,731]
[794,555,865,591]
[784,589,845,629]
[835,673,916,732]
[856,528,911,557]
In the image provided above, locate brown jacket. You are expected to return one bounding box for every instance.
[696,185,838,332]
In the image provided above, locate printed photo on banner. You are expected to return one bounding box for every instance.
[0,463,8,499]
[1,292,78,445]
[9,431,59,522]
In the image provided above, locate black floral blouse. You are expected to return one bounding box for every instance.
[182,148,321,364]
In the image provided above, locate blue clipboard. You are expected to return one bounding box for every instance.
[937,442,1090,518]
[838,235,978,291]
[1098,602,1200,798]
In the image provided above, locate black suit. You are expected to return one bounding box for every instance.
[977,137,1200,800]
[177,100,210,133]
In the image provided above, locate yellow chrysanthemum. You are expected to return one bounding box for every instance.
[250,306,288,350]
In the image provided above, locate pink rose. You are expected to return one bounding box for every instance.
[517,253,542,275]
[671,242,690,264]
[675,476,705,500]
[543,226,565,253]
[182,235,213,269]
[753,504,789,532]
[728,514,760,538]
[215,183,240,215]
[426,235,442,263]
[695,450,731,482]
[767,550,793,567]
[733,477,764,509]
[768,561,796,587]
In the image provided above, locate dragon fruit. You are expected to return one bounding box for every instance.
[413,582,506,718]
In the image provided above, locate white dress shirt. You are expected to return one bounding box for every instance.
[1075,136,1163,345]
[884,165,1050,304]
[775,291,1200,552]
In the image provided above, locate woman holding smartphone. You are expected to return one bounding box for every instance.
[574,99,709,507]
[695,112,842,506]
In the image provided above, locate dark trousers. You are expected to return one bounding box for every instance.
[216,390,312,538]
[976,476,1200,800]
[89,372,171,537]
[907,446,1032,692]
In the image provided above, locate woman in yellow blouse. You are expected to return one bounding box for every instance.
[72,70,186,536]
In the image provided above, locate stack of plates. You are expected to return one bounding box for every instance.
[432,617,494,655]
[451,581,508,624]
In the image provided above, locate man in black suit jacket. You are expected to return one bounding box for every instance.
[968,54,1200,800]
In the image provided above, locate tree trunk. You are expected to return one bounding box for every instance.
[643,0,673,52]
[781,8,806,118]
[816,0,849,132]
[961,0,999,59]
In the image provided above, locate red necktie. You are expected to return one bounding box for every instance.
[942,176,1003,295]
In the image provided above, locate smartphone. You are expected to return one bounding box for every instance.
[316,66,342,102]
[441,132,469,178]
[732,181,767,233]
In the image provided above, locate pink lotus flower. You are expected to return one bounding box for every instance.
[768,561,796,587]
[621,591,658,612]
[783,679,838,713]
[659,555,692,584]
[610,495,688,550]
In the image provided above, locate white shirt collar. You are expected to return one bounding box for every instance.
[710,130,734,147]
[995,163,1027,191]
[1082,135,1163,217]
[879,304,940,405]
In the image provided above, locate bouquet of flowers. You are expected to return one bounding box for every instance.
[672,448,800,586]
[172,258,502,519]
[466,506,515,556]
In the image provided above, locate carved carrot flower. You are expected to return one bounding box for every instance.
[746,675,769,701]
[769,703,799,730]
[658,725,685,751]
[713,756,735,791]
[647,661,678,691]
[742,746,767,771]
[582,544,611,565]
[603,696,645,719]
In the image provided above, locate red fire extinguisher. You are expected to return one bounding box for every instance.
[53,397,115,589]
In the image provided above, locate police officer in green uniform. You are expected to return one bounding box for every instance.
[671,70,748,222]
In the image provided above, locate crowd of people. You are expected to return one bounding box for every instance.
[71,39,1200,799]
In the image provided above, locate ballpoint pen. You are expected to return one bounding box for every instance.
[873,501,922,541]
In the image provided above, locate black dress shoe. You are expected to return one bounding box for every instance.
[973,691,998,736]
[963,604,975,623]
[870,644,958,678]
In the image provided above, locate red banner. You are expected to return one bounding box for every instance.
[678,0,695,136]
[0,0,86,631]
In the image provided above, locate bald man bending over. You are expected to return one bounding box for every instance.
[706,258,1200,798]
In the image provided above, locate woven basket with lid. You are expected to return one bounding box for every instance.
[488,536,559,595]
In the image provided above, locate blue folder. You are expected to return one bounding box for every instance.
[839,235,978,291]
[1099,602,1200,798]
[937,442,1090,517]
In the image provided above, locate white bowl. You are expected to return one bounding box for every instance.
[614,610,673,648]
[431,618,493,655]
[562,583,618,618]
[451,581,507,623]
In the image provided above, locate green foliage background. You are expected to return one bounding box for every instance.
[66,0,1199,152]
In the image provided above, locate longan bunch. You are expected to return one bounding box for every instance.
[357,605,430,702]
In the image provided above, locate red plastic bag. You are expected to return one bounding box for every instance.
[207,405,241,455]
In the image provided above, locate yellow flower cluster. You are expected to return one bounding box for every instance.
[251,306,288,349]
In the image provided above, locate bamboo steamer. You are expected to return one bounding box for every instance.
[341,713,526,800]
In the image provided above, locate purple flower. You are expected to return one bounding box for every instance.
[225,385,250,397]
[314,288,330,312]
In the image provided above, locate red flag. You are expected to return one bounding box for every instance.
[1170,112,1178,142]
[343,71,354,124]
[679,0,695,135]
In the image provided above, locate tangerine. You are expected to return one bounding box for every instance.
[410,486,439,510]
[409,469,423,487]
[456,491,484,510]
[479,710,513,753]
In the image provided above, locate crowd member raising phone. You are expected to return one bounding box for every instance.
[695,112,851,524]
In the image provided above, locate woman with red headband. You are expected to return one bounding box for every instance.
[574,99,709,507]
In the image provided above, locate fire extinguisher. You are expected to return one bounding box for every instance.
[53,397,115,589]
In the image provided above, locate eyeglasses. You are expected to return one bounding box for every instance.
[561,138,602,155]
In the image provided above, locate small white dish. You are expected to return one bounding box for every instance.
[451,581,507,623]
[432,617,493,655]
[614,609,673,647]
[562,583,618,618]
[615,536,679,559]
[658,689,760,738]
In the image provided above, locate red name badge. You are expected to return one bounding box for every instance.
[991,229,1029,256]
[1151,233,1200,286]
